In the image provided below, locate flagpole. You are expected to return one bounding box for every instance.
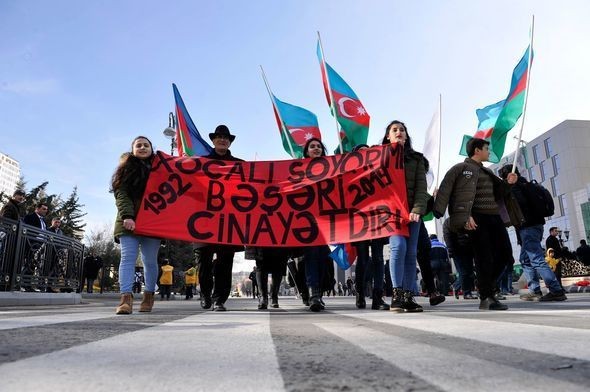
[436,93,442,188]
[317,31,344,154]
[512,15,534,173]
[260,65,296,158]
[174,106,181,156]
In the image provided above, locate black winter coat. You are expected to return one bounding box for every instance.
[0,199,23,221]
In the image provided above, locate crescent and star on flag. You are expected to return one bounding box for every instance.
[288,128,321,146]
[337,97,368,119]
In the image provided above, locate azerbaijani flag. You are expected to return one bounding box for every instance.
[271,94,322,158]
[460,46,533,163]
[173,83,213,157]
[316,40,370,153]
[329,243,357,270]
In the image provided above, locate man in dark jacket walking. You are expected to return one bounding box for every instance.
[248,266,259,298]
[197,125,244,312]
[499,165,566,302]
[434,138,522,310]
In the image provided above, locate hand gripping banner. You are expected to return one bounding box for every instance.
[135,143,409,246]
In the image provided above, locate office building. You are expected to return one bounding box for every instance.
[0,152,21,197]
[489,120,590,260]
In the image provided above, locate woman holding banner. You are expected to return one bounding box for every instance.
[111,136,161,315]
[381,121,429,313]
[302,138,333,312]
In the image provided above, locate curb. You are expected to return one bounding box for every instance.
[0,292,81,306]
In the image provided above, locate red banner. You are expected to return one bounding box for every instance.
[135,144,409,246]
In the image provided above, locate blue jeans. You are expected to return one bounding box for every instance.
[389,221,420,290]
[119,235,160,293]
[518,225,562,293]
[452,253,475,294]
[497,266,513,294]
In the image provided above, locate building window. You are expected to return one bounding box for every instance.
[552,154,560,175]
[532,144,540,165]
[544,137,554,157]
[550,177,560,197]
[539,161,547,182]
[559,195,568,217]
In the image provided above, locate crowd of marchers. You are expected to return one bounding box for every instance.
[107,120,590,316]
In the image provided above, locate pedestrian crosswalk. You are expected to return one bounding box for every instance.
[314,321,581,392]
[336,310,590,361]
[0,296,589,391]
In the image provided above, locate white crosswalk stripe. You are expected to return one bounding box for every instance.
[0,311,114,330]
[0,312,283,392]
[314,321,581,392]
[335,311,590,361]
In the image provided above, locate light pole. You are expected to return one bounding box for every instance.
[163,112,177,156]
[557,229,570,248]
[161,112,177,263]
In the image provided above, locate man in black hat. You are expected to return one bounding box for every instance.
[197,125,244,311]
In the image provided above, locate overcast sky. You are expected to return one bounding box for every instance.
[2,0,589,270]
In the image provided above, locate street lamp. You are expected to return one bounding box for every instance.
[557,229,570,248]
[163,112,177,156]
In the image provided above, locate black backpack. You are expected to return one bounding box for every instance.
[522,179,555,217]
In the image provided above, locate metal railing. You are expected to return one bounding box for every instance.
[0,217,85,292]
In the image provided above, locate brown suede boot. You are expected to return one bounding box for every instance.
[115,293,133,315]
[139,291,154,312]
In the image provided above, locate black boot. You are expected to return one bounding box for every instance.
[270,273,281,308]
[355,284,366,309]
[301,290,310,306]
[429,291,446,306]
[401,290,423,313]
[390,288,404,313]
[309,287,322,312]
[371,289,390,310]
[200,293,212,309]
[257,270,268,310]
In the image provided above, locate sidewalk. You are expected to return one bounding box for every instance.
[0,291,81,306]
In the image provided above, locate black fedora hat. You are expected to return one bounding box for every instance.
[209,125,235,142]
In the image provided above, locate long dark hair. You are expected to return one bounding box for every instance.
[381,120,414,154]
[110,136,155,200]
[303,137,327,158]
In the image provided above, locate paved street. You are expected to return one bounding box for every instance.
[1,294,589,391]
